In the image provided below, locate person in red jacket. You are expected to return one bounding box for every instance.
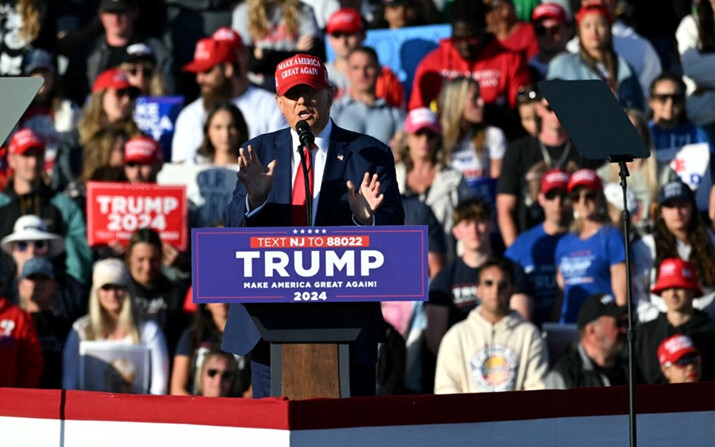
[409,0,530,139]
[0,280,44,387]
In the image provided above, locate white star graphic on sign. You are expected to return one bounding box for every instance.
[293,229,298,234]
[322,229,327,234]
[300,229,305,234]
[307,229,313,234]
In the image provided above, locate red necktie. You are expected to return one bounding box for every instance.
[291,144,314,226]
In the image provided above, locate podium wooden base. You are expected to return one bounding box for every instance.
[282,344,339,399]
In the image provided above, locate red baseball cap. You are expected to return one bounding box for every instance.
[9,129,45,155]
[274,54,330,96]
[326,8,364,35]
[212,27,245,51]
[403,107,441,134]
[576,3,613,27]
[183,37,238,73]
[658,334,701,367]
[124,136,163,164]
[532,2,569,24]
[540,169,570,194]
[651,258,703,297]
[567,168,602,192]
[92,68,134,94]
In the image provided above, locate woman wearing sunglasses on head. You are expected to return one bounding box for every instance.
[62,258,169,395]
[554,169,627,324]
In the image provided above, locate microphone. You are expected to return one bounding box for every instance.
[296,120,315,149]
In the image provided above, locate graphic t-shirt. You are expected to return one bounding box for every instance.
[505,224,565,326]
[555,226,626,323]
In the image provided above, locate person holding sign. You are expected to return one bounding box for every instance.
[62,258,169,395]
[222,53,404,398]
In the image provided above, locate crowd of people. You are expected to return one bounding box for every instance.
[1,0,715,398]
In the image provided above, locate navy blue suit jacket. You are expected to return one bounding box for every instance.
[221,123,404,364]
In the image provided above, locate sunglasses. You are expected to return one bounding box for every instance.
[414,129,439,139]
[206,369,235,380]
[545,190,567,201]
[481,279,511,291]
[116,88,137,99]
[673,354,701,367]
[570,190,597,202]
[651,93,683,104]
[126,65,154,77]
[535,24,562,37]
[14,240,49,254]
[100,284,125,292]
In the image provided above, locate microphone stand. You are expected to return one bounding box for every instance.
[610,155,637,447]
[297,143,313,227]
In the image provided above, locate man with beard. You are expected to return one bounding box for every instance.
[545,293,628,388]
[505,169,571,327]
[171,28,286,163]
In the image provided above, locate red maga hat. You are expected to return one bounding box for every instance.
[541,169,570,195]
[9,128,45,155]
[274,54,330,96]
[532,2,569,23]
[651,258,703,297]
[183,37,238,73]
[576,3,613,27]
[92,68,135,93]
[124,136,163,164]
[567,168,602,192]
[326,8,364,35]
[658,334,701,367]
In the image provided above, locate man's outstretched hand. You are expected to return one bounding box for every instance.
[347,173,384,225]
[237,145,276,209]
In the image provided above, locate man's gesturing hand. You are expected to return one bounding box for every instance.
[237,145,276,209]
[347,172,384,225]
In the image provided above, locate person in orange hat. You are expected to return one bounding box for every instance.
[171,32,285,164]
[658,334,702,384]
[554,168,627,324]
[635,257,715,384]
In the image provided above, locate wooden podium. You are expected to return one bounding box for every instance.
[244,302,377,399]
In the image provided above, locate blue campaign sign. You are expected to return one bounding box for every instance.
[325,24,451,99]
[192,226,428,303]
[134,96,185,161]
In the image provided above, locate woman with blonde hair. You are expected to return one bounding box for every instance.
[62,258,169,394]
[194,349,245,398]
[438,77,506,195]
[231,0,322,90]
[555,169,627,323]
[55,68,140,191]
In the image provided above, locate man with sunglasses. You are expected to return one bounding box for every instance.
[658,334,703,384]
[171,29,286,163]
[528,3,570,82]
[408,0,530,139]
[506,169,571,327]
[123,136,164,183]
[545,293,628,389]
[0,130,92,289]
[435,257,547,393]
[635,258,715,384]
[85,0,174,99]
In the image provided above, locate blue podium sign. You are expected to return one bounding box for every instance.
[192,226,428,303]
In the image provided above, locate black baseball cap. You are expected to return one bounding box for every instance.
[659,180,694,206]
[577,293,626,330]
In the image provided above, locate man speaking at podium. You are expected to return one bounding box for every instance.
[222,54,404,398]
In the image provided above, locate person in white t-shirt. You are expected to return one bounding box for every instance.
[171,28,286,163]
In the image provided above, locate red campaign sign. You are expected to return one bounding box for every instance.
[86,182,188,250]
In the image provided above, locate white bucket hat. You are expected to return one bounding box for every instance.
[1,215,65,258]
